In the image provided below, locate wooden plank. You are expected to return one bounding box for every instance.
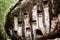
[43,3,50,34]
[32,4,39,40]
[14,17,18,31]
[38,13,46,35]
[37,0,46,36]
[24,11,32,40]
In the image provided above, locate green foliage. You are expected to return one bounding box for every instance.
[0,0,19,40]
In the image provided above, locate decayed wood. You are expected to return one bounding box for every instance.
[43,2,50,35]
[50,16,58,34]
[38,13,46,35]
[6,0,60,40]
[11,0,32,14]
[17,26,22,36]
[17,13,23,37]
[24,12,32,40]
[37,0,46,36]
[14,17,18,31]
[58,14,60,22]
[50,0,55,15]
[32,4,38,40]
[47,38,60,40]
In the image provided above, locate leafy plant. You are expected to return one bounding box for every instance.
[0,0,19,40]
